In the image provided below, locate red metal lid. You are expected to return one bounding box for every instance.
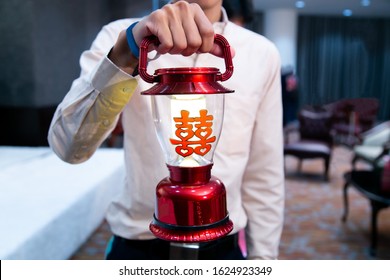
[141,67,234,95]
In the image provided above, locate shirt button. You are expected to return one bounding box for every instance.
[103,119,110,126]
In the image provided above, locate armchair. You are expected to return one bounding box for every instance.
[323,98,379,147]
[352,121,390,169]
[343,121,390,256]
[284,106,333,180]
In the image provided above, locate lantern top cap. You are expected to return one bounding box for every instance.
[155,67,219,74]
[140,66,234,95]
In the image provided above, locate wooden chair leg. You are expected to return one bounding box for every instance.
[342,180,350,222]
[369,201,381,257]
[297,159,302,172]
[324,156,330,180]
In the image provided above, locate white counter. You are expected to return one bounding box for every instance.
[0,146,125,260]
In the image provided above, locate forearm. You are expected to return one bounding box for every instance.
[48,57,137,163]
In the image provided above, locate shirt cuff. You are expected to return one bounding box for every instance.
[90,56,137,93]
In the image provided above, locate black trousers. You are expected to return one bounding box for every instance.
[106,233,245,260]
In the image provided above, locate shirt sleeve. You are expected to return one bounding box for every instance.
[48,22,138,164]
[241,44,285,259]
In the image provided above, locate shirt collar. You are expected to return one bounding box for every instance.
[214,7,228,34]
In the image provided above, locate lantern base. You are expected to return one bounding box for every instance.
[150,216,233,243]
[150,164,233,243]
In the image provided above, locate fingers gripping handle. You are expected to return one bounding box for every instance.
[138,34,234,83]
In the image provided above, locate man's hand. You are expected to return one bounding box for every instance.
[108,1,228,75]
[132,1,215,57]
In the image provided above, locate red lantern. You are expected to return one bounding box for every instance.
[139,34,234,243]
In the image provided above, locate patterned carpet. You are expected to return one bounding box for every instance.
[71,146,390,260]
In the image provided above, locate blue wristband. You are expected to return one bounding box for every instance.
[126,21,140,58]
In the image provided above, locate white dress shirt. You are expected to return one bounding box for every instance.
[48,9,285,259]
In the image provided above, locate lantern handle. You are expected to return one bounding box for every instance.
[138,34,234,83]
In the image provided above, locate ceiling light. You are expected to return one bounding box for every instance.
[343,9,353,17]
[361,0,371,7]
[295,1,305,9]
